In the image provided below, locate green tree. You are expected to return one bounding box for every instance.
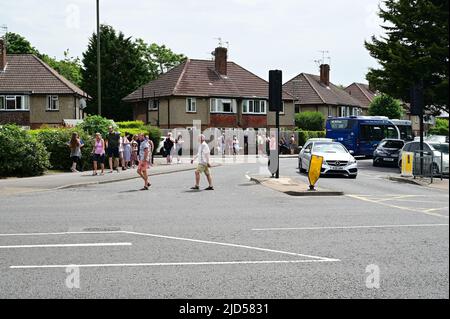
[365,0,449,114]
[369,94,404,119]
[429,118,449,135]
[295,112,325,131]
[81,25,153,121]
[5,32,39,55]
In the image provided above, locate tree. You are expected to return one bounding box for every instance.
[82,25,186,121]
[5,32,82,87]
[369,94,404,119]
[429,118,449,135]
[365,0,449,114]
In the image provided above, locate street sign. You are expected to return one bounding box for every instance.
[308,155,323,190]
[401,152,414,177]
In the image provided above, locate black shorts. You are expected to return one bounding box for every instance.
[93,153,105,163]
[71,156,81,163]
[107,147,119,158]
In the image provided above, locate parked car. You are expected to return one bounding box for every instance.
[298,138,358,179]
[373,139,405,167]
[398,141,449,175]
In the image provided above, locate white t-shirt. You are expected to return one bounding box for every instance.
[197,141,210,165]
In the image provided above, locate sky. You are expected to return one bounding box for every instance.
[0,0,385,86]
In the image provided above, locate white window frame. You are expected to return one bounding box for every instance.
[340,106,350,117]
[0,96,4,110]
[242,99,267,115]
[0,95,29,111]
[148,99,159,111]
[46,95,59,111]
[186,98,197,113]
[210,98,236,114]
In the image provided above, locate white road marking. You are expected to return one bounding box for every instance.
[0,231,123,237]
[122,231,339,262]
[0,243,132,249]
[252,224,449,231]
[10,259,337,269]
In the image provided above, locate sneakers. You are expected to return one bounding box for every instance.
[190,186,200,190]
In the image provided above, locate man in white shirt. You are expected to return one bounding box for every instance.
[191,134,214,190]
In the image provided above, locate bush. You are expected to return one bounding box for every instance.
[0,125,50,177]
[429,118,449,136]
[31,128,94,171]
[146,125,162,153]
[295,129,326,147]
[295,112,325,131]
[116,121,145,129]
[77,115,114,138]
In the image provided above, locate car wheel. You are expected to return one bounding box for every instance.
[431,163,440,176]
[373,159,378,167]
[299,160,306,173]
[349,175,357,179]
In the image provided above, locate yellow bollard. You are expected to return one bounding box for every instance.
[308,155,324,190]
[401,152,414,177]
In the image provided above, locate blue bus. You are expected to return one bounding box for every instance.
[325,116,400,156]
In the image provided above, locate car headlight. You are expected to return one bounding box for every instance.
[348,158,357,165]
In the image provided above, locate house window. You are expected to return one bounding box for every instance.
[295,104,301,113]
[1,95,29,111]
[148,99,159,111]
[351,107,359,116]
[242,100,267,114]
[186,98,197,113]
[47,95,59,111]
[340,106,350,117]
[210,98,236,113]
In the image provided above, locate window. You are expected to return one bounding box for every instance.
[329,119,355,130]
[340,106,350,117]
[186,98,197,113]
[0,95,29,111]
[148,99,159,111]
[210,98,236,113]
[295,104,301,113]
[47,95,59,111]
[351,107,359,116]
[242,100,267,114]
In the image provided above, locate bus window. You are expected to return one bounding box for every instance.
[329,119,355,130]
[360,125,384,141]
[386,126,398,139]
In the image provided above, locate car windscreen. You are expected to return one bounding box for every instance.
[430,143,449,154]
[380,140,404,149]
[313,143,347,153]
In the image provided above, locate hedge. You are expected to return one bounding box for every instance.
[296,130,326,147]
[116,121,145,129]
[30,128,94,171]
[77,115,115,138]
[295,112,325,131]
[0,125,50,177]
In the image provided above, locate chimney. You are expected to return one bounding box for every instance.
[319,64,330,86]
[214,47,228,75]
[0,38,6,72]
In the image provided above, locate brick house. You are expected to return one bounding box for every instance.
[344,82,376,114]
[283,64,365,118]
[123,47,294,130]
[0,39,89,129]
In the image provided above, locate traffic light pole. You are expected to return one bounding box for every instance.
[276,110,280,179]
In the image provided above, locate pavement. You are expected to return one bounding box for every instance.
[388,175,449,191]
[0,157,448,298]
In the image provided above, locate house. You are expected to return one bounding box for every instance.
[344,82,375,115]
[0,38,89,129]
[123,47,294,130]
[283,64,365,118]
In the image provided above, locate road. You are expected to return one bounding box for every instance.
[0,158,448,298]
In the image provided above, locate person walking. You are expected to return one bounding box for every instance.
[137,134,152,190]
[232,135,240,156]
[105,126,121,173]
[190,135,214,191]
[68,132,84,172]
[290,135,296,155]
[92,132,105,175]
[131,135,139,168]
[175,134,184,164]
[123,133,132,169]
[164,133,175,164]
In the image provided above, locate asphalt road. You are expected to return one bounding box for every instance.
[0,158,448,298]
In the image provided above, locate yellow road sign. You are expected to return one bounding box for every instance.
[308,155,324,189]
[401,152,414,177]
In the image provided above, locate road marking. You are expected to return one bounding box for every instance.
[0,243,132,249]
[0,231,123,237]
[346,194,449,219]
[122,230,339,262]
[252,224,449,231]
[10,259,337,269]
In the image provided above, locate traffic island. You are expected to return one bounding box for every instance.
[249,175,344,196]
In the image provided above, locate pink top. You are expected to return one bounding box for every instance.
[95,139,104,155]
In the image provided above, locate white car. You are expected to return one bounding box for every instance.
[399,141,449,175]
[298,139,358,179]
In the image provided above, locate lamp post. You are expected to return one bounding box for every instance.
[96,0,101,116]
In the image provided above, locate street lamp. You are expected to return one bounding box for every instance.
[97,0,101,116]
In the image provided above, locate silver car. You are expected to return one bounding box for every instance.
[399,141,449,175]
[298,139,358,179]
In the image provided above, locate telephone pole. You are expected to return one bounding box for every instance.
[96,0,101,116]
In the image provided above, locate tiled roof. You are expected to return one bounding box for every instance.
[344,83,376,109]
[123,59,293,101]
[0,54,89,97]
[283,73,363,107]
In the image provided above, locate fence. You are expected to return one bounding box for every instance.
[413,150,444,183]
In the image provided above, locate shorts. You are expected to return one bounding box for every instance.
[107,147,119,158]
[138,160,148,171]
[71,156,81,163]
[196,164,211,176]
[93,153,105,163]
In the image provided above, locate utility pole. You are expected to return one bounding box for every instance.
[96,0,101,116]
